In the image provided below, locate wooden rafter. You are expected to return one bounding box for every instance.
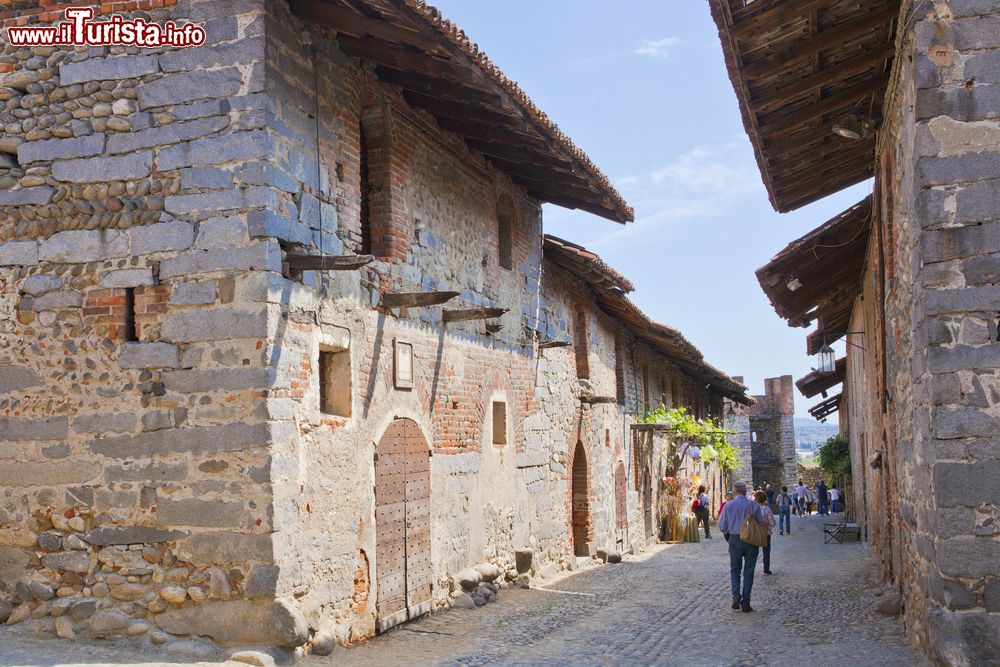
[291,0,633,223]
[709,0,900,212]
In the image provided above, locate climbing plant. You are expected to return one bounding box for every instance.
[818,432,852,483]
[640,406,741,471]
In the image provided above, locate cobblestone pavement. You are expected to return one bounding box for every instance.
[0,514,929,667]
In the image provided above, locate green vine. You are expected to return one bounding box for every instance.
[640,406,741,471]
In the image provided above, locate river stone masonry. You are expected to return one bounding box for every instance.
[0,0,748,652]
[0,0,306,650]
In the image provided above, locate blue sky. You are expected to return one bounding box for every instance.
[431,0,866,419]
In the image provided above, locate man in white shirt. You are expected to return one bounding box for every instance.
[794,481,808,515]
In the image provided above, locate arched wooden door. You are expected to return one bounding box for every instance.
[614,462,627,533]
[375,418,432,633]
[571,441,591,557]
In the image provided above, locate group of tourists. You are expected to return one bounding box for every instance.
[789,479,843,516]
[709,478,846,612]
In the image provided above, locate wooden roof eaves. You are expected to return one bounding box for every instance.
[708,0,901,212]
[809,392,842,419]
[291,0,634,223]
[796,357,847,398]
[755,195,872,323]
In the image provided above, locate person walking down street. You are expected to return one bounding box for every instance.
[693,485,712,538]
[754,490,777,574]
[765,483,776,512]
[719,491,734,517]
[794,480,808,515]
[830,485,842,513]
[718,481,767,613]
[777,486,793,535]
[816,479,829,516]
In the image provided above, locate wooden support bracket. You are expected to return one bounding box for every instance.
[284,253,375,271]
[538,340,571,349]
[382,291,460,309]
[580,395,618,405]
[442,307,508,323]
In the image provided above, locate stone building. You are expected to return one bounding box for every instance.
[747,375,797,490]
[0,0,749,650]
[712,0,1000,661]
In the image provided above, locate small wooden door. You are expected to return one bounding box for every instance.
[375,419,432,633]
[571,441,591,557]
[614,462,627,531]
[641,464,653,540]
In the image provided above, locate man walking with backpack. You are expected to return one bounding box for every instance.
[693,484,712,538]
[718,481,767,612]
[777,486,793,535]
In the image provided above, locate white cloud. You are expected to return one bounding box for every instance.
[589,140,765,249]
[634,37,684,59]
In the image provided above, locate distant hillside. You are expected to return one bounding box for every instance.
[794,418,838,448]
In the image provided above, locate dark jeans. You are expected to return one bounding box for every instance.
[832,500,842,513]
[695,509,710,537]
[762,534,771,573]
[778,507,791,533]
[818,501,829,515]
[727,534,759,607]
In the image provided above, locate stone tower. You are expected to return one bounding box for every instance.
[748,375,797,490]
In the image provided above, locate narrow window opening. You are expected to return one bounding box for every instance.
[359,123,372,255]
[492,401,507,445]
[642,364,650,409]
[123,287,138,342]
[498,212,512,270]
[319,347,352,418]
[605,429,611,448]
[574,306,590,379]
[751,431,758,443]
[614,335,625,404]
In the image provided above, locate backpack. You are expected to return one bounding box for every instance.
[691,498,701,512]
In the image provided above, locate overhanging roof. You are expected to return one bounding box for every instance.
[797,357,846,399]
[543,235,634,293]
[291,0,633,223]
[756,196,871,353]
[541,238,751,405]
[809,393,841,420]
[708,0,899,212]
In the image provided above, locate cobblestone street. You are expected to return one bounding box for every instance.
[0,514,928,667]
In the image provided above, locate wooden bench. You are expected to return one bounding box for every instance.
[824,522,862,544]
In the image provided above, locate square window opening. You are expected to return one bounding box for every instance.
[319,347,352,418]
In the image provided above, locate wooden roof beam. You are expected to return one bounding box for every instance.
[374,66,504,107]
[758,74,889,136]
[742,3,899,81]
[753,42,895,110]
[730,0,829,40]
[290,0,443,53]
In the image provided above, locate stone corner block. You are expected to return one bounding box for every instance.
[118,342,181,370]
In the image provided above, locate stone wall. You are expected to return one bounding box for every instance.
[0,0,314,648]
[747,375,796,489]
[846,0,1000,662]
[0,0,744,652]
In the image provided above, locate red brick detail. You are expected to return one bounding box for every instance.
[573,303,589,379]
[359,101,411,262]
[83,288,127,341]
[133,284,170,341]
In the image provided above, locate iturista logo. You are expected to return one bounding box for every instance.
[6,7,206,48]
